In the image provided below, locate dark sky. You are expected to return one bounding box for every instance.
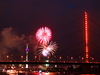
[0,0,100,61]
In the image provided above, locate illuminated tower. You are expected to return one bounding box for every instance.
[25,44,29,68]
[84,12,89,63]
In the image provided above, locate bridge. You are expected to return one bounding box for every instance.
[0,61,100,65]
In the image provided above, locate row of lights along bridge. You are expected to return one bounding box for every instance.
[4,55,94,63]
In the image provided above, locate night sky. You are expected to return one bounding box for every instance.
[0,0,100,61]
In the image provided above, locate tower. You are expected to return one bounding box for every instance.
[25,44,29,68]
[84,12,89,63]
[25,44,29,61]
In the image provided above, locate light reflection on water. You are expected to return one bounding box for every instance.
[81,74,95,75]
[9,74,18,75]
[9,73,97,75]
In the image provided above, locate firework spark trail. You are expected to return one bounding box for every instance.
[36,27,52,45]
[38,41,58,56]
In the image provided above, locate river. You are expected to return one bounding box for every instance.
[9,73,100,75]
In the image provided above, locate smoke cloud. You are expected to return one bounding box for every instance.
[29,35,41,55]
[0,27,25,60]
[0,27,39,60]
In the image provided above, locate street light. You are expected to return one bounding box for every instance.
[92,58,94,63]
[21,55,24,61]
[71,57,73,62]
[59,56,62,62]
[90,57,94,63]
[34,56,37,61]
[82,57,84,63]
[47,56,49,60]
[6,55,9,61]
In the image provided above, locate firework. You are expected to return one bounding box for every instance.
[38,45,50,57]
[42,50,50,57]
[36,27,52,45]
[38,41,58,56]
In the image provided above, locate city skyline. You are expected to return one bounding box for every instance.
[0,0,100,61]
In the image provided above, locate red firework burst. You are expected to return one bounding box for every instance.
[36,27,52,45]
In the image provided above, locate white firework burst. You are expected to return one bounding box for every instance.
[38,41,58,57]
